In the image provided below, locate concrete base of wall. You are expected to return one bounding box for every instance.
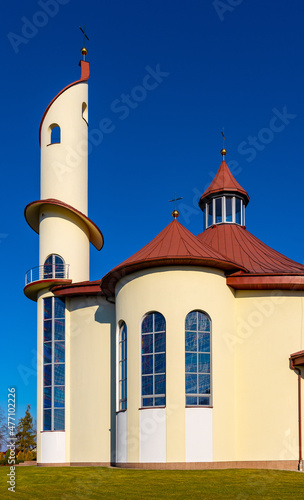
[116,460,299,471]
[36,460,299,470]
[37,462,111,467]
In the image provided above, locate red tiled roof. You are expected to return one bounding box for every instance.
[199,160,249,207]
[197,224,304,274]
[101,219,246,296]
[51,280,103,297]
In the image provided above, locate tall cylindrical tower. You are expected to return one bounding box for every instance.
[24,56,103,300]
[24,51,104,465]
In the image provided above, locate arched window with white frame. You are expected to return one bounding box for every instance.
[119,321,127,410]
[43,254,65,279]
[141,312,166,407]
[185,310,211,406]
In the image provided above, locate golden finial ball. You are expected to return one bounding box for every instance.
[172,210,179,218]
[81,47,88,56]
[221,148,227,156]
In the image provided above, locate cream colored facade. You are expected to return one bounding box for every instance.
[25,54,304,470]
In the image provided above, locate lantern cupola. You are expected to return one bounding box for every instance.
[199,149,249,230]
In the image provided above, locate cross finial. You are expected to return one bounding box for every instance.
[169,192,183,218]
[221,129,227,157]
[79,26,89,60]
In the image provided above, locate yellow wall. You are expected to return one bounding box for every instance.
[67,296,115,463]
[40,83,89,215]
[115,266,237,463]
[235,290,304,461]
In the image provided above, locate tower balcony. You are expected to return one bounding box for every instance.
[24,264,72,301]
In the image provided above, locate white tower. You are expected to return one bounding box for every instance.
[24,47,103,464]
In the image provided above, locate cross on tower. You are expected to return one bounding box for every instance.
[79,26,89,46]
[169,192,183,218]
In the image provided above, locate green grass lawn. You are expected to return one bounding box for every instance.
[0,467,304,499]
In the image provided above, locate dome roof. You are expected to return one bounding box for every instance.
[101,218,246,296]
[197,224,304,274]
[199,159,250,207]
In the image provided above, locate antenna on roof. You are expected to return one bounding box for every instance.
[221,129,227,157]
[169,192,183,218]
[79,26,89,60]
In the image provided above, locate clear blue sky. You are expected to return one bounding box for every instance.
[1,0,304,424]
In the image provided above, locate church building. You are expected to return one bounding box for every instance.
[24,48,304,470]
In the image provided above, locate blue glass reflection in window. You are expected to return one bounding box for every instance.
[198,333,210,352]
[236,198,241,224]
[142,376,153,396]
[185,311,197,331]
[44,343,52,364]
[54,364,65,385]
[185,331,197,351]
[208,201,213,227]
[185,310,211,406]
[54,386,65,408]
[55,298,65,318]
[186,374,197,394]
[226,197,232,222]
[142,334,153,354]
[44,410,51,431]
[54,319,65,340]
[185,353,197,372]
[44,298,52,319]
[216,198,222,223]
[155,332,165,353]
[54,409,64,431]
[44,365,51,386]
[142,312,166,407]
[142,398,153,407]
[154,313,166,332]
[155,374,165,395]
[155,353,166,373]
[44,321,52,342]
[199,374,210,394]
[186,396,197,405]
[198,353,210,373]
[155,397,165,406]
[142,315,153,333]
[198,313,210,332]
[44,387,51,409]
[142,355,153,375]
[54,342,65,363]
[199,397,210,406]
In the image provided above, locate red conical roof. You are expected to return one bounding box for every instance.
[199,159,249,207]
[101,219,246,296]
[197,224,304,274]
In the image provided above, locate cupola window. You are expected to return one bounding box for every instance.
[204,196,245,228]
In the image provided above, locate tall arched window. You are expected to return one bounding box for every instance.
[49,124,61,144]
[141,312,166,407]
[44,255,65,279]
[119,322,127,410]
[185,310,211,406]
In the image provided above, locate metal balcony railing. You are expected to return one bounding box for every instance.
[25,264,70,286]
